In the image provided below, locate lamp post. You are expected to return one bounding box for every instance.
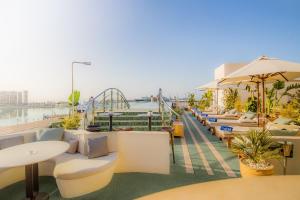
[72,61,91,114]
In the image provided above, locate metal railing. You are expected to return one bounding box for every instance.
[84,88,130,128]
[158,88,180,126]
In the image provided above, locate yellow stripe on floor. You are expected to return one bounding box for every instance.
[180,136,194,174]
[183,117,214,175]
[185,113,236,177]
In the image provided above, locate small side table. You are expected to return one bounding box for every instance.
[223,133,234,148]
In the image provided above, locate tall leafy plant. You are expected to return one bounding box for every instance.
[266,80,285,115]
[244,85,258,112]
[278,83,300,102]
[273,80,285,102]
[245,96,257,112]
[68,90,81,106]
[266,87,275,115]
[198,90,213,110]
[276,90,300,125]
[224,88,239,111]
[187,93,196,107]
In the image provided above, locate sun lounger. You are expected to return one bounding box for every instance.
[215,126,262,147]
[195,111,217,120]
[198,109,240,123]
[206,112,258,135]
[199,113,240,124]
[266,122,300,136]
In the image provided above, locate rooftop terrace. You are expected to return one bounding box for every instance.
[0,112,240,199]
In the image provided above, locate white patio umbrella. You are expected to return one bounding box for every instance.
[196,80,220,113]
[219,55,300,126]
[196,80,250,114]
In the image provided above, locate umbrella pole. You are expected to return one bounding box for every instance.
[216,88,219,114]
[262,78,266,128]
[256,82,260,127]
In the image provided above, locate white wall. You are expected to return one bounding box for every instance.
[214,63,247,109]
[214,63,247,80]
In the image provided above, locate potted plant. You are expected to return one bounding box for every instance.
[231,129,281,177]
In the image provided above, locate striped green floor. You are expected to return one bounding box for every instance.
[0,112,240,200]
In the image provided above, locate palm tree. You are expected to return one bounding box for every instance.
[188,93,196,107]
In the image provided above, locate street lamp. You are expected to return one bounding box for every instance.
[72,61,91,113]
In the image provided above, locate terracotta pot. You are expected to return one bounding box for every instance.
[239,159,274,177]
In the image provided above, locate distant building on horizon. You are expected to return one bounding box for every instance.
[17,92,22,105]
[0,90,29,105]
[23,90,28,105]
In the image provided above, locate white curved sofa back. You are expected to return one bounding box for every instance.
[66,130,118,155]
[0,130,170,175]
[64,130,170,174]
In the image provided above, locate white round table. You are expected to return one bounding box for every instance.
[0,141,69,200]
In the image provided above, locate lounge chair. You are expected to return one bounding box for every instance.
[215,126,262,147]
[195,110,217,120]
[198,109,240,124]
[193,109,216,120]
[266,117,300,136]
[206,112,258,134]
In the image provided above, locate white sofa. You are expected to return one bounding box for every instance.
[0,130,170,198]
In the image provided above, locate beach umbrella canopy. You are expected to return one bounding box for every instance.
[219,55,300,125]
[196,80,219,91]
[220,56,300,84]
[196,80,220,113]
[196,80,247,113]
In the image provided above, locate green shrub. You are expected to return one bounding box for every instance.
[62,115,81,129]
[49,121,63,128]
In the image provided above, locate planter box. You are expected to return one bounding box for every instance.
[240,159,274,177]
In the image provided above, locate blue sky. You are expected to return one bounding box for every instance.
[0,0,299,101]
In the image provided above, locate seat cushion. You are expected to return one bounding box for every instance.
[228,109,237,115]
[53,152,117,180]
[66,139,79,154]
[87,136,109,159]
[266,122,299,131]
[0,135,24,149]
[80,132,118,155]
[273,117,292,125]
[36,128,64,141]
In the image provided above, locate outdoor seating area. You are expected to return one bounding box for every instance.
[2,1,300,199]
[0,112,242,200]
[0,129,170,199]
[1,109,300,199]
